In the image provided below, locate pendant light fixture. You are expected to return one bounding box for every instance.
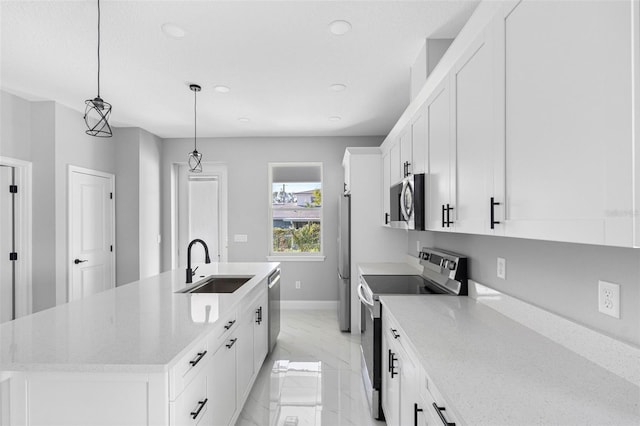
[84,0,112,137]
[188,84,203,173]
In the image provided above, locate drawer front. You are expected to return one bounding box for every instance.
[422,368,462,426]
[170,365,210,426]
[209,308,238,351]
[170,339,209,401]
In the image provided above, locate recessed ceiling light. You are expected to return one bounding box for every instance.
[329,116,342,122]
[238,117,250,123]
[214,85,230,93]
[330,84,347,92]
[329,20,352,36]
[161,23,186,39]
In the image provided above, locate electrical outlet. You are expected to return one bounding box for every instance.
[497,257,506,280]
[598,280,620,318]
[295,281,301,289]
[416,240,421,253]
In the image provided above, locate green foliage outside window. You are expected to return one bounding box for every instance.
[272,222,320,252]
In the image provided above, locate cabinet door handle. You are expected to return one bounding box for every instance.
[406,161,411,176]
[433,403,455,426]
[388,349,392,372]
[490,197,501,229]
[224,320,236,330]
[391,328,400,339]
[256,307,263,324]
[226,338,237,349]
[414,403,424,426]
[188,350,207,367]
[441,204,446,228]
[446,204,454,227]
[403,161,407,177]
[190,398,208,420]
[385,212,390,225]
[390,352,398,378]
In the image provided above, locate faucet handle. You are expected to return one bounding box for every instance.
[192,266,199,276]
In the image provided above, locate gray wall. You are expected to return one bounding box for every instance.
[407,231,640,346]
[53,103,117,305]
[161,136,381,301]
[0,91,31,161]
[29,102,56,312]
[1,90,162,311]
[114,128,141,286]
[139,130,162,279]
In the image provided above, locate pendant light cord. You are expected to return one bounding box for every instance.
[194,88,198,151]
[97,0,101,98]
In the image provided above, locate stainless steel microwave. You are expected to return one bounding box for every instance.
[389,173,425,230]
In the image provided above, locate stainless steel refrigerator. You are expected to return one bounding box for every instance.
[337,193,350,331]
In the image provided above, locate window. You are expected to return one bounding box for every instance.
[268,163,324,261]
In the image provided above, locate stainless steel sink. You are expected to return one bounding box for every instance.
[179,275,254,294]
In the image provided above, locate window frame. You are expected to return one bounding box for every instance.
[267,162,325,262]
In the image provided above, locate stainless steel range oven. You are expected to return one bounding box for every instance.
[358,248,468,420]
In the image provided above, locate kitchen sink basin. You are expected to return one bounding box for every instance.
[179,275,254,294]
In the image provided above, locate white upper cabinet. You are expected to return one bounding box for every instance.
[501,0,635,247]
[382,151,391,225]
[452,24,502,235]
[426,79,455,231]
[390,140,402,185]
[399,126,413,177]
[381,0,638,247]
[411,108,428,175]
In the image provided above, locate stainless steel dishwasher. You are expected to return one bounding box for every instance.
[268,268,281,353]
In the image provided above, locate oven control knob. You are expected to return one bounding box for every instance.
[447,261,456,270]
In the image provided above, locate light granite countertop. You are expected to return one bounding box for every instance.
[380,295,639,425]
[0,262,278,374]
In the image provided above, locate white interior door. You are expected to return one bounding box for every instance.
[177,165,221,266]
[0,166,14,323]
[69,167,115,301]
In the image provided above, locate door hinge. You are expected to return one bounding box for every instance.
[9,185,17,194]
[110,192,113,199]
[9,252,17,261]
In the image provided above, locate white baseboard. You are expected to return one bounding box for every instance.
[469,280,640,386]
[281,300,338,310]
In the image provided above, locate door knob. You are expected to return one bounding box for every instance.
[74,259,88,264]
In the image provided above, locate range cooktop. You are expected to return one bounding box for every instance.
[361,274,446,296]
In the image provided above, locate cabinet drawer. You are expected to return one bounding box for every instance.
[420,368,462,426]
[169,339,209,401]
[170,365,210,426]
[208,307,239,352]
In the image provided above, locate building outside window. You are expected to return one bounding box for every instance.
[269,163,323,259]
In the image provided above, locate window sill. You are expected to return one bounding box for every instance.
[266,255,326,262]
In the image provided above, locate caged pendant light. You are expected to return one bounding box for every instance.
[188,84,203,173]
[84,0,112,137]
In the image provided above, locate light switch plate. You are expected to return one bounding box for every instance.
[598,280,620,318]
[234,234,248,243]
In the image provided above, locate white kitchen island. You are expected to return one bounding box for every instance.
[0,262,279,426]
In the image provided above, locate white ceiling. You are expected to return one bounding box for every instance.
[1,1,479,139]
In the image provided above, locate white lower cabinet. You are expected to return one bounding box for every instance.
[252,289,269,374]
[236,302,255,405]
[382,308,460,426]
[171,363,212,426]
[209,335,238,426]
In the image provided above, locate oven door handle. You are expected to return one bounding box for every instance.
[357,283,374,307]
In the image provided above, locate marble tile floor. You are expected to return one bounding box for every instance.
[236,309,386,426]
